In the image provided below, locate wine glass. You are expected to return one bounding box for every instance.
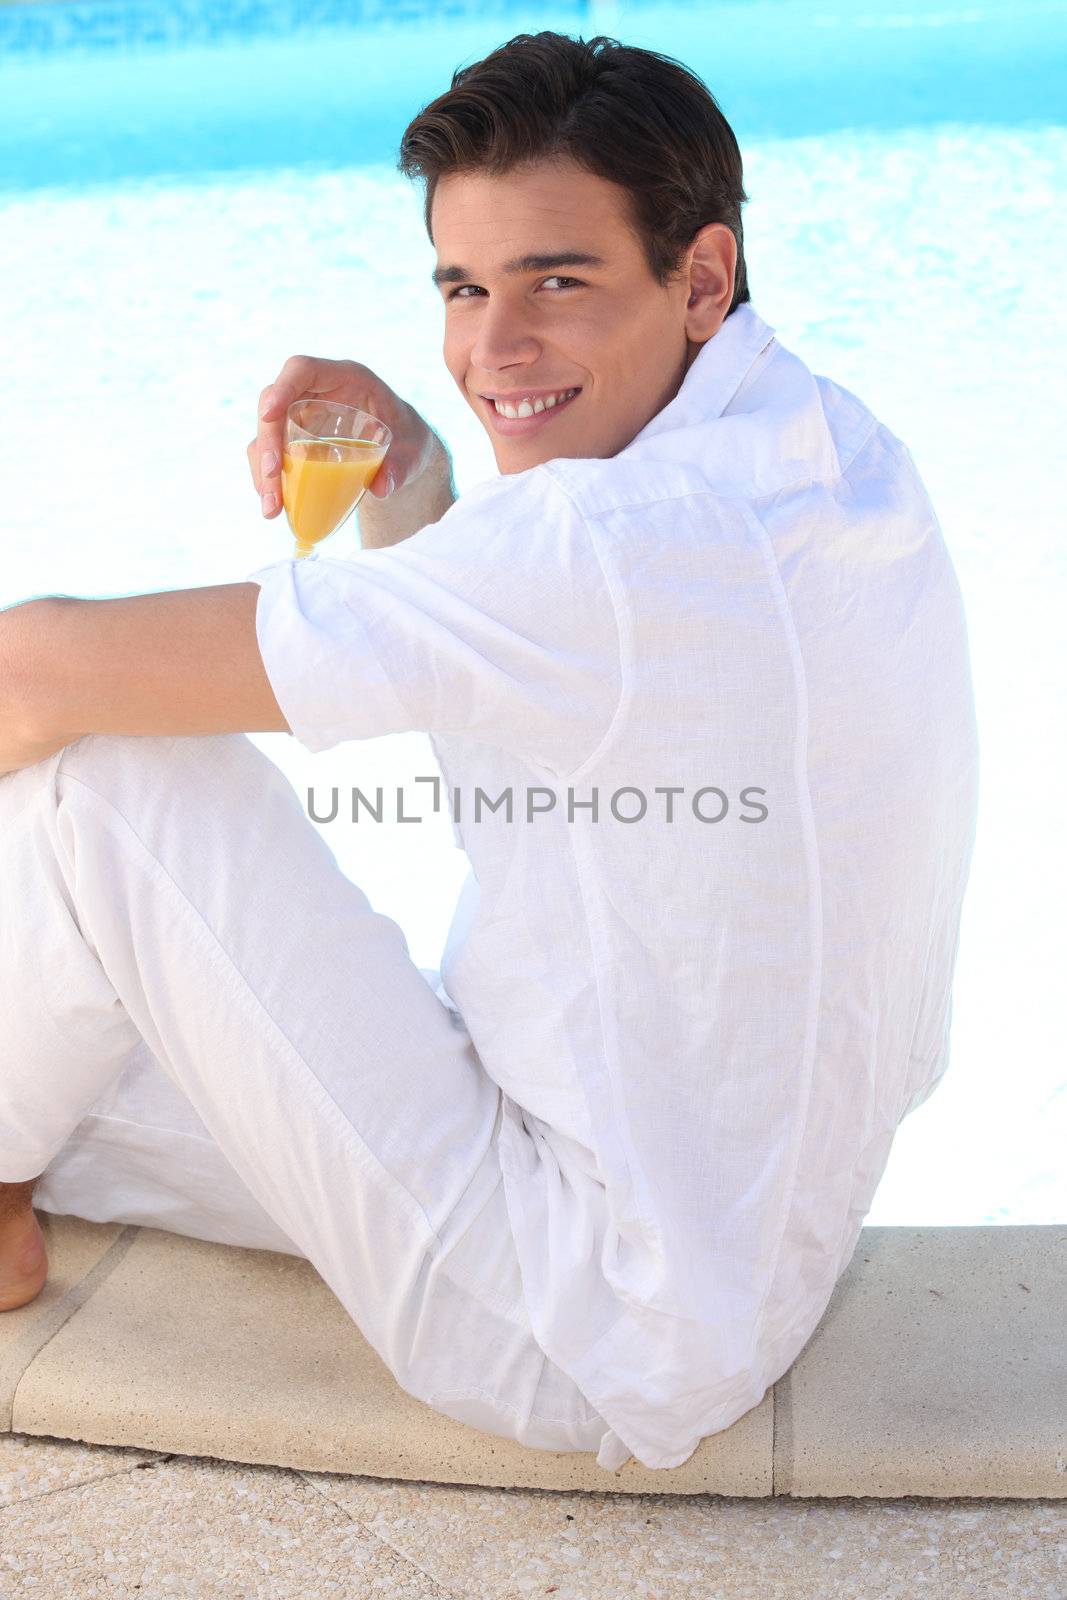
[282,399,392,560]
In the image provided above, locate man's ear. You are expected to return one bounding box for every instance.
[683,223,737,342]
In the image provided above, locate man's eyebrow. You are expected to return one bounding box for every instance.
[431,250,608,288]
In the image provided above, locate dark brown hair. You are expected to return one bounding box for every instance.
[397,31,750,313]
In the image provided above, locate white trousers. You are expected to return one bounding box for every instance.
[0,730,610,1456]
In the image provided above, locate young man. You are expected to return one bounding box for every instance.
[0,34,978,1472]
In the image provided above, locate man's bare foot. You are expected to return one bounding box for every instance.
[0,1179,48,1312]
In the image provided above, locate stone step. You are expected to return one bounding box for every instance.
[2,1217,1063,1497]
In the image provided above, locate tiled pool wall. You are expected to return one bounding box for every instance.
[1,0,591,55]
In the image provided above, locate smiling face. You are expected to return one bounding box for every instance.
[431,157,737,473]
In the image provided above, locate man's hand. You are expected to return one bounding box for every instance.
[0,585,290,760]
[248,355,443,520]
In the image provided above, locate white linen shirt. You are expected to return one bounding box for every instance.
[245,301,980,1472]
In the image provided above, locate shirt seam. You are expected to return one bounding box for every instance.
[554,770,671,1285]
[62,1112,221,1145]
[535,464,631,786]
[547,416,880,526]
[731,499,826,1355]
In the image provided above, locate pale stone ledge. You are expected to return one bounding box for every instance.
[2,1217,1063,1497]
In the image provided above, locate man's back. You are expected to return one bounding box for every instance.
[440,305,978,1462]
[246,302,980,1469]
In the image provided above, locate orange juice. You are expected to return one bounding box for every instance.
[282,437,387,554]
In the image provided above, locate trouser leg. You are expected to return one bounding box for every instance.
[0,732,607,1453]
[31,1033,311,1257]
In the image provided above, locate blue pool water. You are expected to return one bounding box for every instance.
[1,0,1065,1225]
[2,0,1066,185]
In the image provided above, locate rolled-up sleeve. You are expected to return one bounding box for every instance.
[245,557,411,752]
[244,466,622,781]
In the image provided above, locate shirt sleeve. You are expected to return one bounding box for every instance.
[243,465,623,782]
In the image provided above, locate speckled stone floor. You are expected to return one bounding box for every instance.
[1,1431,1064,1599]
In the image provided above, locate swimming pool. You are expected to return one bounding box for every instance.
[2,0,1065,1225]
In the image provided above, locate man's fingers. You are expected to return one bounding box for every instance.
[254,357,343,515]
[259,451,281,514]
[259,355,310,418]
[254,370,304,514]
[258,384,281,421]
[251,357,405,516]
[247,435,282,514]
[262,353,339,419]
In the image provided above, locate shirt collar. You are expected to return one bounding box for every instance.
[623,301,778,450]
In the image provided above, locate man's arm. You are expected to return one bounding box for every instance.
[1,435,457,757]
[357,429,457,549]
[1,582,290,748]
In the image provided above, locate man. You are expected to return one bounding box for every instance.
[0,33,978,1472]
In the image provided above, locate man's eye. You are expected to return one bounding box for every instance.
[447,276,583,301]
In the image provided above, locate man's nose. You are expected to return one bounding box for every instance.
[468,299,541,373]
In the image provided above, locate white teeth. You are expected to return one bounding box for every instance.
[492,388,578,419]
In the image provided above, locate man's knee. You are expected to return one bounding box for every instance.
[44,732,306,864]
[54,730,274,805]
[0,740,72,832]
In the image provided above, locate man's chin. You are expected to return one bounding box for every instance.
[490,441,591,474]
[491,445,540,475]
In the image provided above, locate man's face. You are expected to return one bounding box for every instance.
[431,158,705,473]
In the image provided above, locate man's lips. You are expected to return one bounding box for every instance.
[480,388,582,436]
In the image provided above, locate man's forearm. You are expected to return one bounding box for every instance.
[0,599,57,754]
[0,583,288,747]
[358,430,457,549]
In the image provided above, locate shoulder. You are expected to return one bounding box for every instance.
[358,464,607,610]
[449,461,585,524]
[536,455,717,523]
[385,462,597,578]
[810,373,885,474]
[538,453,756,536]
